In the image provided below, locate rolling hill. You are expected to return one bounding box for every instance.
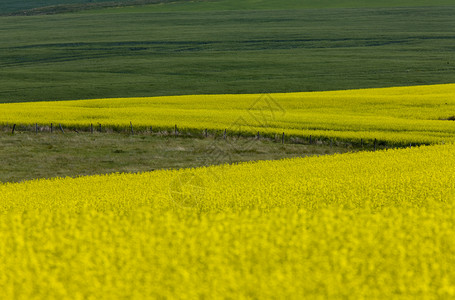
[1,0,454,103]
[2,0,455,15]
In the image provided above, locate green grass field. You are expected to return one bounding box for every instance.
[1,3,454,103]
[1,0,187,16]
[0,0,112,14]
[0,0,163,15]
[3,0,455,15]
[0,132,354,183]
[97,0,455,13]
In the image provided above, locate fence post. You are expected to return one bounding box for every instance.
[91,123,93,134]
[282,132,285,144]
[150,126,153,133]
[309,135,312,144]
[257,131,260,140]
[51,123,53,133]
[35,123,38,134]
[205,128,208,138]
[11,124,16,134]
[224,129,227,140]
[361,139,363,148]
[130,121,134,135]
[374,138,377,151]
[59,123,64,133]
[174,125,177,136]
[99,123,101,133]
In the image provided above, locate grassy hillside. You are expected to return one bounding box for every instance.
[0,0,114,14]
[1,0,189,16]
[101,0,455,13]
[3,0,455,15]
[0,133,351,183]
[1,6,454,103]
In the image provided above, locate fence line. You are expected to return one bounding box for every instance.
[1,122,425,150]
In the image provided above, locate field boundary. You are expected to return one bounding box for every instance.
[1,122,423,151]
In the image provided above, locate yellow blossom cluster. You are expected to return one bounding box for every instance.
[1,84,455,144]
[1,144,455,298]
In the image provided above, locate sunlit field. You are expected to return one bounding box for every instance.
[2,1,455,298]
[1,144,454,298]
[2,84,455,145]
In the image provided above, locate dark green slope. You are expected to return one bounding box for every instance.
[2,0,455,15]
[1,0,112,14]
[113,0,455,13]
[0,0,180,15]
[0,1,454,103]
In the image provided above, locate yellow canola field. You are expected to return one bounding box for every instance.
[1,144,455,298]
[2,84,455,144]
